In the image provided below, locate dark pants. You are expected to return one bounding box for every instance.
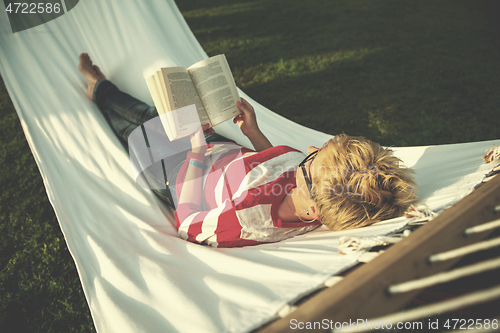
[93,79,234,207]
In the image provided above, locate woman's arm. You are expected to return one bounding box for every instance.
[233,98,273,152]
[245,129,273,153]
[177,125,208,206]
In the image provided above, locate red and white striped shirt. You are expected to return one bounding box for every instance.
[174,144,321,247]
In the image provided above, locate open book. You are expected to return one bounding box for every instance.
[146,54,241,140]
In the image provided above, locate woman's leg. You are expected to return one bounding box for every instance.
[78,53,236,207]
[92,79,159,146]
[93,79,161,143]
[93,83,180,206]
[79,53,158,146]
[79,54,178,206]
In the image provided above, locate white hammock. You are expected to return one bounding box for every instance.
[0,0,498,332]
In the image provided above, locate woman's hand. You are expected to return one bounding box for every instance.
[233,97,259,137]
[190,123,213,153]
[233,98,273,152]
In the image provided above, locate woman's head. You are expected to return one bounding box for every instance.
[310,134,417,231]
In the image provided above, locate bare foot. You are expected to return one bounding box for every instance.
[78,53,106,101]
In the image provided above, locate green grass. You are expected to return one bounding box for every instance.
[0,76,93,331]
[183,0,500,146]
[1,0,499,332]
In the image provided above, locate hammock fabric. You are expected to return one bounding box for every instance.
[0,1,498,332]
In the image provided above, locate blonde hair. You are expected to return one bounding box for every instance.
[312,134,417,231]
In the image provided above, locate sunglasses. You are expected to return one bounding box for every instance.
[298,150,318,199]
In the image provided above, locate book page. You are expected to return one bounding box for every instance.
[188,54,241,126]
[159,67,210,126]
[146,75,174,136]
[167,104,200,139]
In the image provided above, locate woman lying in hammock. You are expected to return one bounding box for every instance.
[79,53,417,248]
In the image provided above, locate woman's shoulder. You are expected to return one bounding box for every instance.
[240,145,304,168]
[258,145,304,160]
[270,145,302,154]
[210,143,302,157]
[208,143,304,168]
